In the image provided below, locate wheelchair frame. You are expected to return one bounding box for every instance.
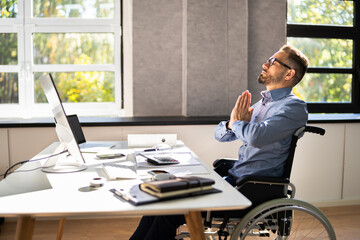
[176,126,336,240]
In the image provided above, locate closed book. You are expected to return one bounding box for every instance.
[139,177,215,198]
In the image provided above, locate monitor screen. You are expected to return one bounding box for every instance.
[39,74,87,173]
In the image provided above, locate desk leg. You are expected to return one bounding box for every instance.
[184,211,206,240]
[56,218,66,240]
[15,216,35,240]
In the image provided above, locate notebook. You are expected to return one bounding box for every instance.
[101,153,138,180]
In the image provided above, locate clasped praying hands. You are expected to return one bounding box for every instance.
[228,90,254,130]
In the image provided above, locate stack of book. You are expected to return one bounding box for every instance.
[139,176,215,198]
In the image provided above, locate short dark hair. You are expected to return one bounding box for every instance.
[280,45,309,86]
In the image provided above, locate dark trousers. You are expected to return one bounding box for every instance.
[129,215,186,240]
[129,176,237,240]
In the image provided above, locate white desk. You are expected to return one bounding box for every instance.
[0,141,251,240]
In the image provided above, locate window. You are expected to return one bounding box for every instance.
[287,0,359,113]
[0,0,122,118]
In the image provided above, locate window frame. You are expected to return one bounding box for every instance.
[0,0,123,118]
[287,0,359,113]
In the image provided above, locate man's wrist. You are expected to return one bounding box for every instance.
[226,121,232,130]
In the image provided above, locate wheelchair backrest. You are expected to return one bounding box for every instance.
[282,125,326,179]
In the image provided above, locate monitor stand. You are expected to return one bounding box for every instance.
[42,144,87,173]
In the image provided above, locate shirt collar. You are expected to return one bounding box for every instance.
[260,87,293,103]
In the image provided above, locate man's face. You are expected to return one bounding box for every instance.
[258,51,290,87]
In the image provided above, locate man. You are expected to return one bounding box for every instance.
[129,45,309,240]
[217,44,308,186]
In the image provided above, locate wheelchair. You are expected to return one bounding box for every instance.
[176,126,336,240]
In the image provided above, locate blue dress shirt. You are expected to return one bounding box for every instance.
[215,87,308,179]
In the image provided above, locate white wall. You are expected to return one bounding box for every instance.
[291,124,346,205]
[343,124,360,201]
[0,129,9,174]
[1,123,359,207]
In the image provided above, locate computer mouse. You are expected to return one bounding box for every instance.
[152,173,176,181]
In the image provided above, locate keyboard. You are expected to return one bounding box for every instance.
[102,162,138,180]
[79,142,114,149]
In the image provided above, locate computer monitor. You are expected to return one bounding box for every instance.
[39,74,87,173]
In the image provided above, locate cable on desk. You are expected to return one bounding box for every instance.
[1,150,68,179]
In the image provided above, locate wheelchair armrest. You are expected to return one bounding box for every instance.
[235,176,296,198]
[213,158,237,168]
[213,158,237,177]
[235,175,290,188]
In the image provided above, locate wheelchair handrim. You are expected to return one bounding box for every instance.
[230,198,336,240]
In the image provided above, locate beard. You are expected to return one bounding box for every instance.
[257,71,282,86]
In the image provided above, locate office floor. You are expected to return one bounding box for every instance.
[0,205,359,240]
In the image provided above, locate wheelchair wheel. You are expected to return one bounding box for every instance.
[230,198,336,240]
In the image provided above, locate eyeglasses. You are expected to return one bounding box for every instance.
[267,57,292,70]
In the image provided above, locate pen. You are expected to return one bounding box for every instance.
[144,147,171,152]
[144,148,156,152]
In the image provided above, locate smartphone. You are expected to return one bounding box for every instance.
[96,153,125,159]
